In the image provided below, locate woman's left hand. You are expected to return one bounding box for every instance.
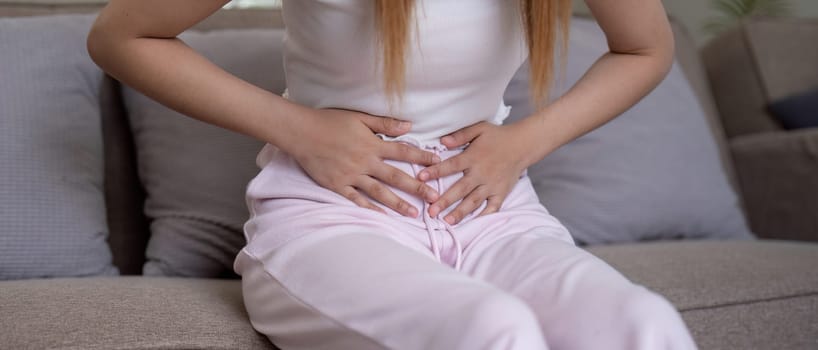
[416,121,534,225]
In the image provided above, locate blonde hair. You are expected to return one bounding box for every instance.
[374,0,571,108]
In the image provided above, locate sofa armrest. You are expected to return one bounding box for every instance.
[729,128,818,241]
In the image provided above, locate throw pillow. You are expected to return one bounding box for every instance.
[0,14,117,279]
[767,87,818,130]
[122,29,286,277]
[503,18,754,245]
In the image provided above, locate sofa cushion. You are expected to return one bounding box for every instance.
[743,18,818,103]
[587,240,818,349]
[682,295,818,350]
[504,17,753,245]
[767,87,818,130]
[122,29,286,277]
[1,240,814,349]
[729,129,818,242]
[703,18,818,138]
[0,277,276,350]
[0,14,117,279]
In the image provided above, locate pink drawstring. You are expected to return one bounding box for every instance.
[408,143,465,270]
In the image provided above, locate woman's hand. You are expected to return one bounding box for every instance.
[286,108,441,218]
[416,121,534,225]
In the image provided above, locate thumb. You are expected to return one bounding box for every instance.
[357,114,411,137]
[441,123,483,148]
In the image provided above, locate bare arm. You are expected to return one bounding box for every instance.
[417,0,675,223]
[87,0,306,149]
[515,0,675,166]
[87,0,441,217]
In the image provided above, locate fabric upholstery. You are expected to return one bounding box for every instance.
[0,277,277,350]
[586,240,818,311]
[744,18,818,102]
[100,75,150,275]
[0,14,117,279]
[703,18,818,138]
[1,241,814,349]
[729,129,818,242]
[122,29,286,277]
[1,3,287,277]
[587,240,818,350]
[682,296,818,350]
[702,26,782,138]
[767,87,818,130]
[504,18,753,245]
[669,17,741,195]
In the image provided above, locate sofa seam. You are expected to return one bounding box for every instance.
[679,291,818,312]
[242,250,392,350]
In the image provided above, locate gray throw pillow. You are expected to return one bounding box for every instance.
[122,29,286,277]
[503,18,754,245]
[0,14,117,279]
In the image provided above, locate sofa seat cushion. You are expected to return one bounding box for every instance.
[0,277,276,350]
[1,241,815,349]
[588,239,818,349]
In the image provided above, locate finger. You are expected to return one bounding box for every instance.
[339,186,386,214]
[380,141,441,166]
[358,115,411,137]
[477,194,505,217]
[355,176,419,218]
[417,153,467,181]
[443,185,489,225]
[372,164,440,203]
[440,122,485,148]
[428,177,475,218]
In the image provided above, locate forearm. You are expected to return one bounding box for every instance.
[87,28,310,154]
[516,47,673,166]
[510,0,675,167]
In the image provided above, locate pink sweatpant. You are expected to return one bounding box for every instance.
[234,142,698,350]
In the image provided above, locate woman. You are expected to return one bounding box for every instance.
[88,0,697,349]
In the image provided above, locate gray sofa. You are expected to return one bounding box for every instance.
[1,4,817,350]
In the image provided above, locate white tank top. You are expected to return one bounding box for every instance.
[280,0,528,146]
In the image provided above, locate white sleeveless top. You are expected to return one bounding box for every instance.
[280,0,528,146]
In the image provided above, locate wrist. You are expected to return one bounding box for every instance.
[268,102,320,158]
[508,115,560,169]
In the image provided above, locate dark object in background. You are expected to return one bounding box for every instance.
[768,87,818,129]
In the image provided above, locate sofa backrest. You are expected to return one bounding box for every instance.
[668,17,740,198]
[702,17,818,138]
[1,5,740,275]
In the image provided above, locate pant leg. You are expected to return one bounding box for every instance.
[235,231,549,350]
[460,229,698,350]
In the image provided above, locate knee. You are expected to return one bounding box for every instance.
[454,293,548,349]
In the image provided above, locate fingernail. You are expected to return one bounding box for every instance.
[408,207,418,218]
[441,136,453,144]
[432,155,441,163]
[418,172,429,181]
[426,191,439,202]
[398,121,411,130]
[444,215,455,224]
[429,205,438,217]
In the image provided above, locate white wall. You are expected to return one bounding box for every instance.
[573,0,818,46]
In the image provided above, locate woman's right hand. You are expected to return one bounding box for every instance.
[283,108,441,218]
